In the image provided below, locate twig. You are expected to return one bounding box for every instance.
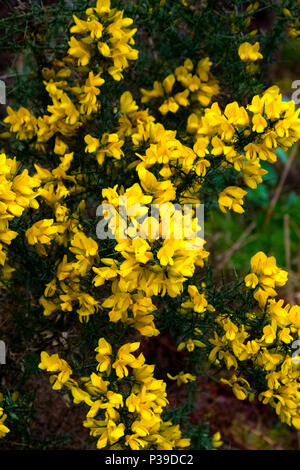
[284,214,295,305]
[0,73,31,80]
[216,221,256,270]
[265,143,299,226]
[284,214,291,272]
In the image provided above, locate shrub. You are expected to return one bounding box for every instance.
[0,0,300,450]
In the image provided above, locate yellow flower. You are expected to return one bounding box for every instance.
[38,351,74,390]
[70,15,89,35]
[95,338,112,373]
[85,134,100,153]
[68,36,91,66]
[159,97,179,115]
[212,431,223,448]
[120,91,138,115]
[238,42,263,62]
[26,219,65,245]
[162,74,175,94]
[4,106,37,140]
[94,0,111,15]
[252,113,268,133]
[218,186,247,214]
[125,433,147,449]
[96,419,125,449]
[178,338,206,352]
[167,371,196,386]
[244,273,258,288]
[112,342,141,378]
[0,408,9,439]
[223,319,239,341]
[262,324,277,344]
[70,232,98,257]
[141,81,164,103]
[246,252,288,307]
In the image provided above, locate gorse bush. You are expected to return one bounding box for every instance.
[0,0,300,450]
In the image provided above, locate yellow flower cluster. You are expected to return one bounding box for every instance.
[39,339,190,450]
[39,227,100,322]
[0,152,40,289]
[4,1,138,150]
[206,251,300,429]
[68,0,138,80]
[4,107,37,141]
[141,57,219,114]
[187,86,300,213]
[90,177,207,335]
[245,251,288,307]
[84,132,124,166]
[283,5,300,38]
